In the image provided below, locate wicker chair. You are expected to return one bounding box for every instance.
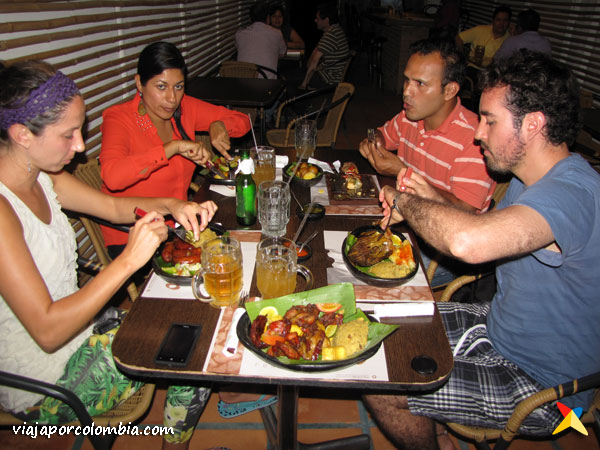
[73,158,141,302]
[218,60,284,126]
[0,371,155,450]
[440,367,600,449]
[218,60,282,80]
[266,82,355,148]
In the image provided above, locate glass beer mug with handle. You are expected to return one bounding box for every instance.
[192,236,243,308]
[256,237,313,299]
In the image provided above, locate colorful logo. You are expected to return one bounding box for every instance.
[552,401,588,436]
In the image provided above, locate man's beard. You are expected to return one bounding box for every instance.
[481,136,526,175]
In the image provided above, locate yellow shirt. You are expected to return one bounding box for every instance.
[459,25,509,67]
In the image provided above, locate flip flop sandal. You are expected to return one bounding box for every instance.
[217,394,278,418]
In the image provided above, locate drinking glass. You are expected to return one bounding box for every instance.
[256,237,313,299]
[192,236,243,308]
[295,119,317,160]
[258,180,290,237]
[251,146,276,187]
[473,45,485,67]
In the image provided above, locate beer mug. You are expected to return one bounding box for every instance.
[257,180,290,237]
[256,237,313,299]
[192,236,243,308]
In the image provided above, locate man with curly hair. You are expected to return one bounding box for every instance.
[364,50,600,450]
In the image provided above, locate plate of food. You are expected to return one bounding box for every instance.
[151,223,225,285]
[342,225,418,287]
[205,153,242,186]
[237,283,398,371]
[282,161,323,187]
[325,162,379,205]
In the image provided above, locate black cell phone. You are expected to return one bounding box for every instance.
[155,323,202,366]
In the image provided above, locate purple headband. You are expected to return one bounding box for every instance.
[0,71,80,130]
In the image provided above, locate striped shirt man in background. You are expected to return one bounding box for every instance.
[300,3,350,89]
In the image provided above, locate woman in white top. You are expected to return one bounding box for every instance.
[0,60,217,449]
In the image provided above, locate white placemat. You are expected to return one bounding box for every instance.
[209,184,236,197]
[142,241,257,299]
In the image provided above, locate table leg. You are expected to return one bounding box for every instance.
[260,384,299,450]
[259,385,371,450]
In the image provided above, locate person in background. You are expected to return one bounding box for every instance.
[456,5,512,68]
[236,1,287,79]
[429,0,460,40]
[0,60,219,450]
[299,2,350,90]
[100,41,250,258]
[364,49,599,450]
[359,38,496,286]
[268,3,304,50]
[494,9,551,60]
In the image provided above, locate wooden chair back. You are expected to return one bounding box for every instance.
[73,158,138,302]
[266,82,355,148]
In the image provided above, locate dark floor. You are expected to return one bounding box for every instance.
[1,53,599,450]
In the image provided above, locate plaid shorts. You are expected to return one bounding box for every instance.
[407,302,562,436]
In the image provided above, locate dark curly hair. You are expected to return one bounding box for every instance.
[409,38,465,89]
[478,49,581,146]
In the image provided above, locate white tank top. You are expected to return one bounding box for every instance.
[0,172,91,412]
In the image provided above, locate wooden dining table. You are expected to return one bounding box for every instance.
[112,148,453,450]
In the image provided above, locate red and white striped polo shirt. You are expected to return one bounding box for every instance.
[379,100,495,211]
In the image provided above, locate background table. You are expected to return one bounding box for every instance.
[186,76,285,143]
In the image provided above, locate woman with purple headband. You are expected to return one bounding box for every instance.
[0,61,220,449]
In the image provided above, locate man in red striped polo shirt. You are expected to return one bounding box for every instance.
[359,38,495,214]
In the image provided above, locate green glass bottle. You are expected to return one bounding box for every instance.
[236,155,256,226]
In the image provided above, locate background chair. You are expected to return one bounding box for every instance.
[0,370,155,450]
[218,60,284,128]
[266,82,355,148]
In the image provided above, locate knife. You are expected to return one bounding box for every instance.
[205,160,230,180]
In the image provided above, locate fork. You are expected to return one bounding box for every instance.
[367,128,377,145]
[134,207,190,242]
[238,290,249,308]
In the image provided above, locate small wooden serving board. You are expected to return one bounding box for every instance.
[325,173,380,206]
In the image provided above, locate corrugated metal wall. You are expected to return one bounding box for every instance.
[461,0,600,107]
[0,0,253,157]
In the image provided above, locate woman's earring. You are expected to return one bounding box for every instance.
[137,96,146,116]
[27,158,31,173]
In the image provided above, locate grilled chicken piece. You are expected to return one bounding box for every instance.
[347,229,394,267]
